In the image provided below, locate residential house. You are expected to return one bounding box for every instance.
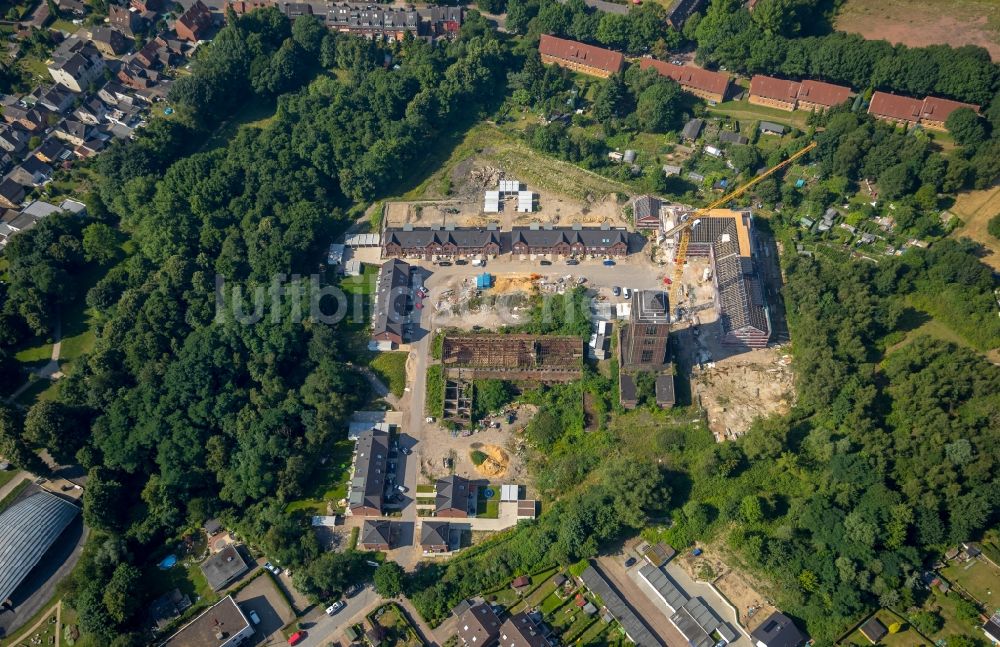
[456,601,502,647]
[174,0,213,42]
[749,612,806,647]
[372,258,411,347]
[98,80,134,106]
[199,544,250,591]
[91,27,131,56]
[325,4,421,40]
[48,41,105,93]
[3,105,53,133]
[655,374,675,408]
[425,5,464,37]
[132,0,163,13]
[134,36,184,68]
[57,0,87,16]
[382,227,502,259]
[632,195,664,230]
[0,125,31,156]
[348,427,390,516]
[796,79,851,112]
[359,519,396,551]
[748,74,800,111]
[160,596,254,647]
[435,475,473,518]
[664,0,706,28]
[10,156,53,185]
[74,97,108,125]
[0,178,26,209]
[33,85,75,113]
[109,3,146,37]
[226,0,273,14]
[538,34,625,79]
[27,2,51,28]
[859,617,887,644]
[118,61,160,89]
[867,91,924,127]
[497,613,547,647]
[638,59,731,103]
[54,119,94,146]
[510,226,629,257]
[420,520,450,553]
[918,95,980,131]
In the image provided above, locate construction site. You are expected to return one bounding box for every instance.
[440,334,584,424]
[384,162,629,231]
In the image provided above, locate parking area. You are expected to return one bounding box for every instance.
[233,573,296,646]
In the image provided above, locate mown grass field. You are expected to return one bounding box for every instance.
[369,352,408,398]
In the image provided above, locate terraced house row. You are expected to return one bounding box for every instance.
[381,224,631,259]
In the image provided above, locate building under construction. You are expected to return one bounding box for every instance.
[664,208,771,349]
[440,334,584,424]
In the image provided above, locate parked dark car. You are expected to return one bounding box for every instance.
[540,260,552,266]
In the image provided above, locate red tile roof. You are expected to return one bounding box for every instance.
[538,34,624,75]
[638,59,731,96]
[749,74,800,103]
[797,80,852,108]
[868,91,923,122]
[920,96,980,122]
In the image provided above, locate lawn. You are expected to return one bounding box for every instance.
[0,605,58,647]
[199,96,277,153]
[285,439,355,514]
[842,610,919,646]
[951,184,1000,271]
[426,364,444,418]
[368,603,423,647]
[144,555,217,610]
[941,559,1000,605]
[476,485,500,519]
[0,478,30,514]
[14,341,52,364]
[369,352,408,398]
[707,100,811,131]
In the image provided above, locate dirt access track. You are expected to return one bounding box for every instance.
[951,183,1000,271]
[835,0,1000,61]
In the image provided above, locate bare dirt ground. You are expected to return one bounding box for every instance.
[385,159,628,230]
[674,542,778,633]
[691,347,795,441]
[951,183,1000,270]
[835,0,1000,61]
[416,404,537,487]
[472,443,510,478]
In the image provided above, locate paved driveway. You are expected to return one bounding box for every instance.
[295,585,382,647]
[593,557,689,647]
[234,574,296,646]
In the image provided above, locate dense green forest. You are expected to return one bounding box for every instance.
[1,10,507,644]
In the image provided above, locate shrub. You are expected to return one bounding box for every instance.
[471,450,488,466]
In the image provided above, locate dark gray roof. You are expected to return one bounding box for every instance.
[0,491,79,603]
[436,475,471,514]
[511,227,628,250]
[638,564,735,646]
[580,566,662,647]
[385,227,501,250]
[759,121,785,133]
[633,196,661,222]
[718,131,748,145]
[349,427,390,512]
[361,519,393,547]
[632,290,669,324]
[619,373,636,402]
[161,595,252,647]
[860,617,887,642]
[655,375,674,406]
[373,259,410,341]
[326,4,420,31]
[420,520,450,547]
[750,612,806,647]
[0,177,25,201]
[682,118,703,140]
[457,601,502,647]
[498,613,547,647]
[199,544,249,591]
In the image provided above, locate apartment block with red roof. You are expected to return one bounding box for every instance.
[918,96,980,131]
[748,75,800,111]
[869,91,979,131]
[796,80,852,112]
[637,58,731,103]
[538,34,624,78]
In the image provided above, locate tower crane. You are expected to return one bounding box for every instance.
[665,140,817,313]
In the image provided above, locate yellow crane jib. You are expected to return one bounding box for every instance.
[667,140,817,313]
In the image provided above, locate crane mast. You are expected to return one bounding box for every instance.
[667,141,817,313]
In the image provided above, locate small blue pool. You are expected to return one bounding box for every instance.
[158,554,177,570]
[483,488,495,498]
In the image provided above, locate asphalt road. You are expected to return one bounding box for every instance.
[295,584,381,647]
